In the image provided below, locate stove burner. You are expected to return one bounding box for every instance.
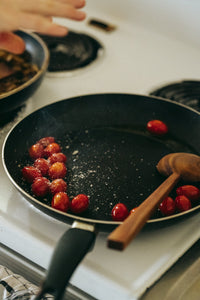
[37,31,103,72]
[150,80,200,112]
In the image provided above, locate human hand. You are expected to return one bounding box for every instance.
[0,0,86,54]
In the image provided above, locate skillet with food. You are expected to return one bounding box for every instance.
[0,30,49,120]
[3,93,200,299]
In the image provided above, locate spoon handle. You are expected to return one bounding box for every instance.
[107,172,180,251]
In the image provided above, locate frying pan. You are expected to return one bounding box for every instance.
[0,30,49,119]
[2,93,200,299]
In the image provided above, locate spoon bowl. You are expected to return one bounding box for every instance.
[157,152,200,182]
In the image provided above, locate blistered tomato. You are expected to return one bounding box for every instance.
[175,195,192,212]
[176,185,200,203]
[51,192,70,212]
[29,143,44,159]
[130,207,137,214]
[159,196,176,216]
[34,158,49,176]
[48,162,67,179]
[48,152,67,165]
[70,194,89,214]
[111,203,129,221]
[37,136,55,147]
[147,120,168,135]
[22,166,42,183]
[32,177,50,197]
[44,143,61,157]
[50,179,67,194]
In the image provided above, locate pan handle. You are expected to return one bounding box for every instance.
[35,221,96,300]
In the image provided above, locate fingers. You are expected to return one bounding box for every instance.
[0,0,86,37]
[0,6,68,37]
[57,0,86,9]
[18,12,69,36]
[0,0,87,52]
[12,0,86,19]
[0,32,25,54]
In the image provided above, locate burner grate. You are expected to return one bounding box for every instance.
[150,80,200,112]
[37,31,103,72]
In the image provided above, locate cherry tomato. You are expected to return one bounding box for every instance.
[22,166,42,183]
[130,207,137,214]
[111,203,129,221]
[37,136,55,148]
[48,152,67,165]
[70,194,89,214]
[32,177,50,197]
[50,179,67,195]
[34,158,49,176]
[44,143,61,157]
[29,143,44,159]
[175,195,192,212]
[159,197,176,216]
[48,162,67,179]
[51,192,70,212]
[147,120,168,135]
[176,185,200,203]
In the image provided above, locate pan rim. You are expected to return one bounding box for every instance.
[2,92,200,225]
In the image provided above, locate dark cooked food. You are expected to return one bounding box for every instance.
[0,50,39,94]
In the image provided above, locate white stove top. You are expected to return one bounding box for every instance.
[1,1,200,299]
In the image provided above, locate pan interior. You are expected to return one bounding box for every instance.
[12,125,196,222]
[3,94,200,224]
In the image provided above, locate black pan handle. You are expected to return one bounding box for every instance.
[35,221,96,300]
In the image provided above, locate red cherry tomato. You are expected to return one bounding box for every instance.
[111,203,129,221]
[51,192,70,212]
[48,152,67,165]
[48,162,67,179]
[175,195,192,212]
[147,120,168,135]
[37,136,55,148]
[159,197,176,216]
[34,158,49,176]
[176,185,200,203]
[50,179,67,195]
[130,207,137,214]
[44,143,61,157]
[29,143,44,159]
[32,177,50,197]
[22,166,42,183]
[70,194,89,214]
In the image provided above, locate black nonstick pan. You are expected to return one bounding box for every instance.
[2,93,200,299]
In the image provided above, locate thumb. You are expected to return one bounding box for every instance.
[0,32,25,54]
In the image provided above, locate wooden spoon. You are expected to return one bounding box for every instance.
[107,153,200,251]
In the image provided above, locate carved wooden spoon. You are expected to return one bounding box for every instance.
[107,152,200,251]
